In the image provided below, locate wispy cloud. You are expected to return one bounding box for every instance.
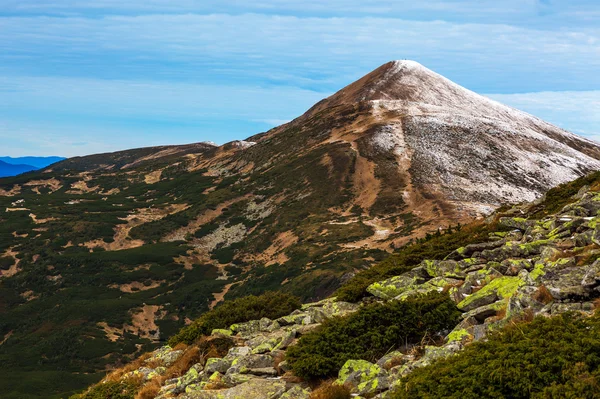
[0,2,599,156]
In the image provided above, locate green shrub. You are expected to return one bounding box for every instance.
[392,312,600,399]
[168,291,302,345]
[69,380,138,399]
[286,293,460,380]
[335,222,502,302]
[0,256,14,270]
[529,171,600,219]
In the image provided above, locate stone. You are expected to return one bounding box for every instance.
[366,269,429,299]
[460,300,506,323]
[376,351,408,369]
[182,379,287,399]
[205,357,232,374]
[279,385,311,399]
[337,359,390,396]
[227,354,273,374]
[457,276,527,311]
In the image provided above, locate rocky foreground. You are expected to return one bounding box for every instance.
[81,182,600,399]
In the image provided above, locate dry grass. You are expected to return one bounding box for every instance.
[309,381,351,399]
[135,379,162,399]
[105,352,153,383]
[513,308,535,324]
[382,355,406,370]
[273,351,286,375]
[532,285,554,305]
[133,336,234,399]
[593,298,600,310]
[486,306,507,323]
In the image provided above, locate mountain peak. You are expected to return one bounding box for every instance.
[310,59,479,112]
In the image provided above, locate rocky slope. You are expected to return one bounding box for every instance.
[1,61,600,397]
[79,172,600,399]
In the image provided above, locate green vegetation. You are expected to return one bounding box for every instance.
[286,293,460,380]
[529,170,600,219]
[169,292,302,345]
[335,222,504,302]
[392,311,600,399]
[68,380,138,399]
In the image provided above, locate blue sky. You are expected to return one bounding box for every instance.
[1,1,599,157]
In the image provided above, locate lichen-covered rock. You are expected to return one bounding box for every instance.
[147,345,184,367]
[541,261,600,300]
[376,351,409,369]
[499,217,536,232]
[366,270,429,299]
[227,353,273,375]
[247,328,297,354]
[398,343,462,376]
[205,357,232,374]
[182,378,287,399]
[337,359,390,395]
[279,385,311,399]
[457,276,527,311]
[211,328,233,337]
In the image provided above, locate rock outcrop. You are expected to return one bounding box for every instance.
[89,180,600,399]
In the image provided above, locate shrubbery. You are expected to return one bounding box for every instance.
[69,380,137,399]
[169,291,302,345]
[286,293,460,380]
[392,311,600,399]
[529,170,600,219]
[335,222,502,302]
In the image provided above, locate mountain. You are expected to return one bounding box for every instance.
[0,160,38,178]
[74,170,600,399]
[0,156,66,169]
[1,61,599,398]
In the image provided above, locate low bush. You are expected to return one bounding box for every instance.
[286,293,460,380]
[529,170,600,219]
[392,311,600,399]
[168,291,302,345]
[69,380,138,399]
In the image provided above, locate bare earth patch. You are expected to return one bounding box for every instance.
[1,331,13,346]
[0,248,21,279]
[109,280,165,293]
[29,213,57,224]
[84,203,188,251]
[97,322,123,343]
[144,170,163,184]
[67,180,100,194]
[20,290,39,302]
[249,230,298,266]
[23,178,63,193]
[0,185,21,196]
[126,305,163,341]
[163,196,251,242]
[209,282,235,310]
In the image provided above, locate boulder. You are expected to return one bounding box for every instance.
[337,359,390,396]
[366,269,429,299]
[457,276,527,311]
[182,379,287,399]
[279,385,311,399]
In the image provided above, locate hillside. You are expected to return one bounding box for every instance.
[0,157,65,170]
[72,170,600,399]
[0,160,38,178]
[1,61,600,398]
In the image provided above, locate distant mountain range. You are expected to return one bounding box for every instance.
[0,156,65,178]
